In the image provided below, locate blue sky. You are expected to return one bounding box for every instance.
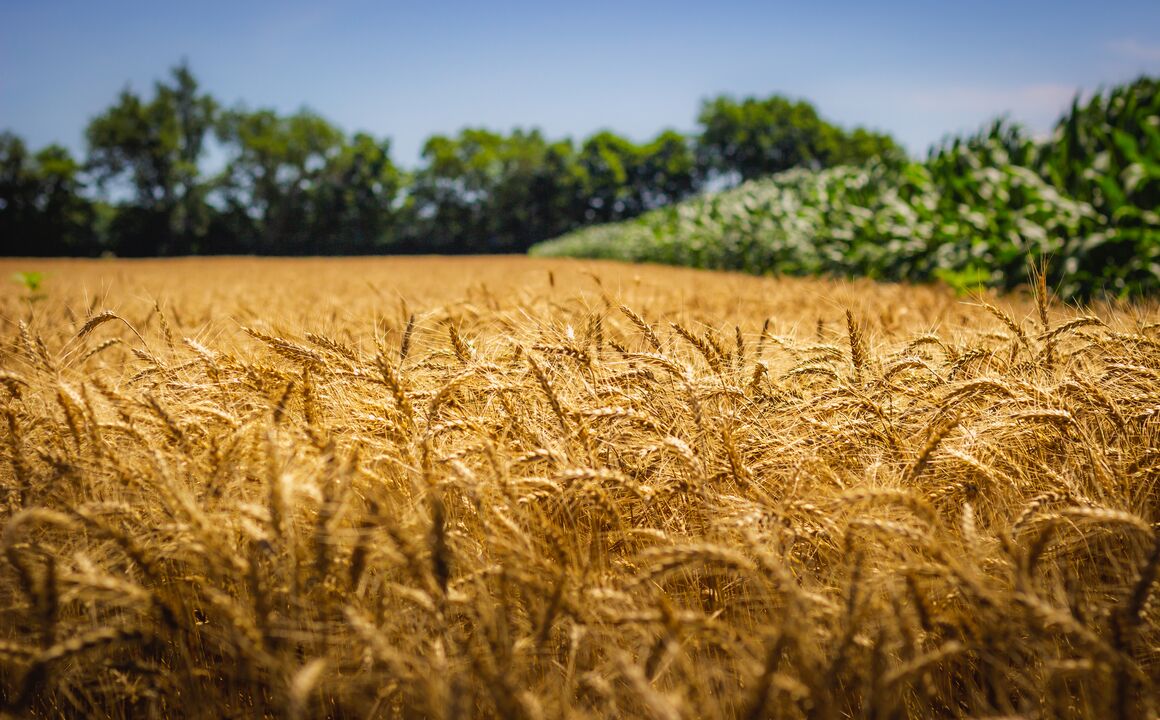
[2,0,1159,166]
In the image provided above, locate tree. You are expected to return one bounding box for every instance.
[404,130,491,252]
[405,128,584,253]
[524,138,587,242]
[635,130,696,209]
[578,131,642,223]
[487,130,585,251]
[696,95,827,185]
[695,94,901,186]
[214,108,345,254]
[0,133,98,256]
[831,127,903,167]
[86,62,217,255]
[311,132,403,253]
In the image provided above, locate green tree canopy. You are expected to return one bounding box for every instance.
[214,107,346,253]
[1,133,98,256]
[405,128,585,252]
[577,131,643,223]
[86,62,218,255]
[635,130,696,209]
[310,132,403,253]
[695,94,901,185]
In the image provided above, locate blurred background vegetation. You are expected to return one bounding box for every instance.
[0,63,894,258]
[534,77,1160,298]
[2,64,1157,298]
[532,76,1160,299]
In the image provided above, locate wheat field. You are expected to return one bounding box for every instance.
[1,256,1158,719]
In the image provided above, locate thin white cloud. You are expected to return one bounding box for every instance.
[846,82,1091,154]
[1108,38,1160,63]
[905,83,1080,119]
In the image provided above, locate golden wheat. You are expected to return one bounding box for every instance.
[0,256,1157,718]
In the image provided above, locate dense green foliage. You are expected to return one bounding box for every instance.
[0,133,98,256]
[696,95,900,183]
[86,64,219,256]
[532,77,1160,298]
[1,63,894,257]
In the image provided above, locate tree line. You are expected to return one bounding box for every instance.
[1,63,899,257]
